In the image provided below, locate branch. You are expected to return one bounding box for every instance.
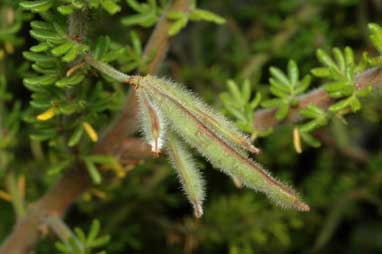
[253,67,382,131]
[0,1,192,254]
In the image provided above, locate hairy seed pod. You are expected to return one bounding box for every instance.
[167,132,205,218]
[141,76,260,154]
[137,88,166,155]
[141,77,309,211]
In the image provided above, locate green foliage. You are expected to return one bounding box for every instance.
[262,60,312,120]
[20,0,122,15]
[122,0,225,35]
[366,23,382,66]
[54,219,110,254]
[312,47,367,112]
[220,79,261,133]
[200,193,304,253]
[298,105,328,147]
[122,0,164,28]
[167,1,225,36]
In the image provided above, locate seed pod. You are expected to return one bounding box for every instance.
[141,76,260,154]
[137,88,166,155]
[142,78,309,211]
[167,132,205,218]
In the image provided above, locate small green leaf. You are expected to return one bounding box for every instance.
[329,98,352,112]
[84,159,102,184]
[190,9,225,24]
[261,98,282,108]
[51,42,74,56]
[101,0,121,14]
[311,67,331,77]
[295,75,311,94]
[227,80,242,104]
[55,73,85,87]
[62,45,80,62]
[20,0,53,12]
[288,60,299,85]
[324,81,348,92]
[168,17,188,36]
[24,74,57,86]
[68,126,84,147]
[299,120,320,133]
[88,235,110,248]
[249,93,262,109]
[269,78,290,93]
[23,52,55,63]
[275,103,289,120]
[270,86,289,98]
[30,43,50,52]
[316,49,336,68]
[300,132,321,147]
[57,5,74,15]
[300,105,325,119]
[121,13,157,27]
[94,36,111,60]
[167,11,186,20]
[30,21,52,30]
[333,47,345,71]
[368,23,382,53]
[30,29,64,43]
[270,66,290,86]
[344,47,354,66]
[87,220,101,244]
[349,97,361,111]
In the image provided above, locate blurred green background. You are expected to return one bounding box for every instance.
[0,0,381,253]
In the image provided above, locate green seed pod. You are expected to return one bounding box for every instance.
[141,75,260,154]
[166,132,205,218]
[137,88,166,155]
[141,77,309,211]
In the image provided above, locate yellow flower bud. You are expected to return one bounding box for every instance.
[293,127,303,154]
[37,107,56,121]
[83,122,99,142]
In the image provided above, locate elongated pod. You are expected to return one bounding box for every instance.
[141,76,260,154]
[167,132,205,218]
[140,79,309,211]
[137,88,166,155]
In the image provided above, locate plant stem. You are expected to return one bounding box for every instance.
[84,55,133,83]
